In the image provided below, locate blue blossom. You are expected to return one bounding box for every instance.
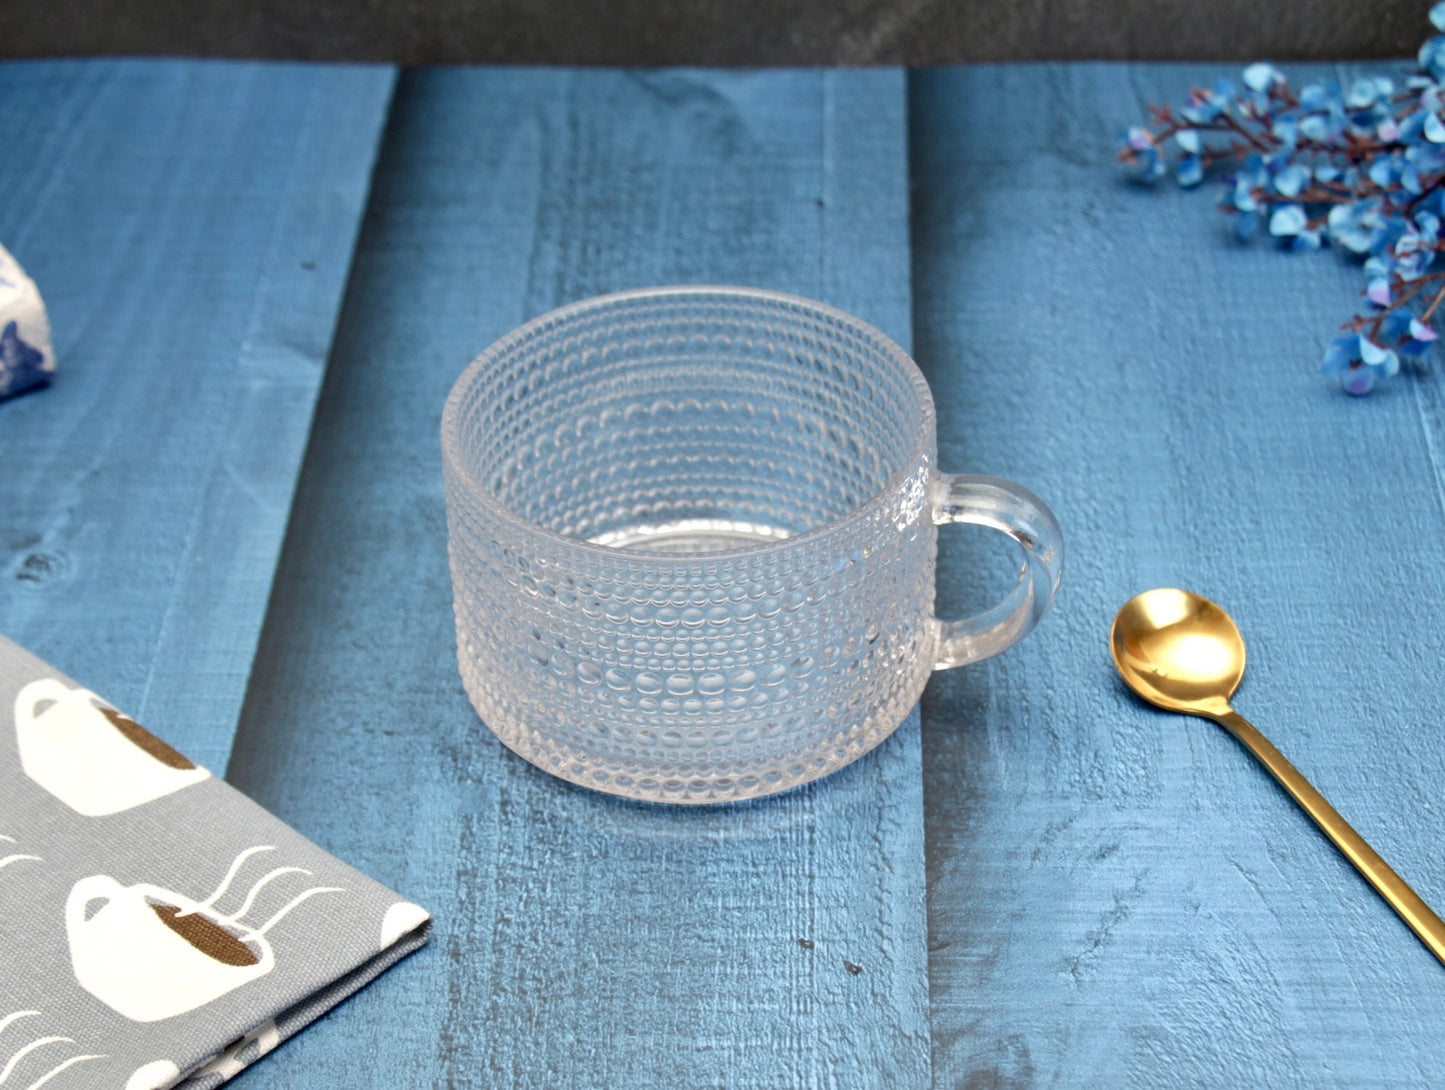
[1271,116,1300,148]
[1322,333,1399,395]
[1361,333,1402,376]
[1268,204,1306,235]
[1401,316,1440,355]
[1123,126,1168,181]
[1243,63,1285,94]
[1393,212,1440,280]
[1327,199,1388,254]
[1368,153,1405,188]
[1272,163,1310,197]
[1345,76,1396,132]
[1180,79,1233,124]
[1421,35,1445,82]
[1365,255,1394,306]
[1346,76,1393,110]
[1299,81,1348,144]
[1240,65,1284,117]
[1380,308,1415,341]
[1269,205,1322,250]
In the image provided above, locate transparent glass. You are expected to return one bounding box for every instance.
[441,287,1062,803]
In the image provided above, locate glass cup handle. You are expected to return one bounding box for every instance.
[930,473,1064,670]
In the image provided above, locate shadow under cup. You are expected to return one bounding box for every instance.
[441,287,1059,803]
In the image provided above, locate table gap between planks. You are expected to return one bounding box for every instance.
[221,68,931,1087]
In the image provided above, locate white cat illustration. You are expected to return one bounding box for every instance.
[15,679,209,816]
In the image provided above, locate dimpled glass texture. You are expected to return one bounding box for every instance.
[442,287,938,803]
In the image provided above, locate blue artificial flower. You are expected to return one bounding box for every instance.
[1345,76,1392,109]
[1368,153,1405,188]
[1272,163,1310,198]
[1327,198,1388,254]
[1222,177,1255,213]
[1240,63,1287,116]
[1268,204,1322,250]
[1393,211,1440,280]
[1361,332,1402,375]
[1268,204,1307,236]
[1299,82,1337,111]
[1171,129,1204,186]
[1272,117,1300,148]
[1365,255,1394,306]
[1421,35,1445,82]
[1401,317,1440,355]
[1434,1,1445,31]
[1123,126,1168,181]
[1180,78,1237,125]
[1406,139,1445,173]
[1379,308,1415,341]
[1403,160,1424,195]
[1243,63,1285,93]
[1322,332,1399,394]
[1344,76,1395,132]
[1299,81,1348,144]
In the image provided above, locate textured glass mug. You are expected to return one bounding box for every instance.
[442,287,1062,803]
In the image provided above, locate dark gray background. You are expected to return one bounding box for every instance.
[0,0,1425,63]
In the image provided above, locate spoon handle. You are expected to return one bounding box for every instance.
[1218,710,1445,967]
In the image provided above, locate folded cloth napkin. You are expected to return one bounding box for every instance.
[0,245,55,401]
[0,635,430,1089]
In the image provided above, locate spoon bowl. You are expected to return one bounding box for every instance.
[1110,588,1245,715]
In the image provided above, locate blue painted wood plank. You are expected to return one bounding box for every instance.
[0,60,396,772]
[224,68,930,1087]
[912,62,1445,1085]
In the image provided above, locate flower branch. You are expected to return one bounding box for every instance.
[1121,2,1445,393]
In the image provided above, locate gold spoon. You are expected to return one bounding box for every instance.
[1111,587,1445,967]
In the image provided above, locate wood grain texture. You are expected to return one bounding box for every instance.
[912,63,1445,1086]
[0,60,395,773]
[223,68,930,1087]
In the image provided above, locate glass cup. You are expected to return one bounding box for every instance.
[441,287,1062,803]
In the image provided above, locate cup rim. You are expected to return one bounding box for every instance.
[440,285,935,563]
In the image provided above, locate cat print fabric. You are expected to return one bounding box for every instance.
[0,634,430,1088]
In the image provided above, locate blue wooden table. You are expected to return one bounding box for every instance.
[2,58,1442,1088]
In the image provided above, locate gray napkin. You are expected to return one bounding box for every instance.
[0,634,430,1089]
